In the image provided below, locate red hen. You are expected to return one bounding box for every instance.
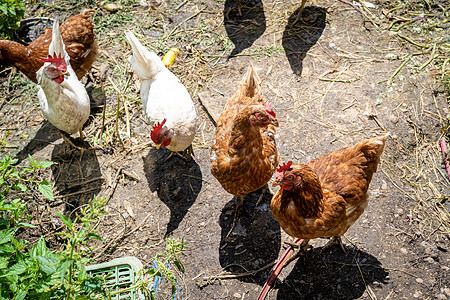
[0,9,98,83]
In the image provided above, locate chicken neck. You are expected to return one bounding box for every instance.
[226,108,263,157]
[282,165,324,218]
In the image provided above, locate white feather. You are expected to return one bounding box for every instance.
[124,30,197,152]
[36,20,90,135]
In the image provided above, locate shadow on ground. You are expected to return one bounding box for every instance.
[51,143,103,213]
[282,6,326,75]
[276,246,389,299]
[14,122,61,164]
[218,188,281,285]
[224,0,266,58]
[143,148,202,236]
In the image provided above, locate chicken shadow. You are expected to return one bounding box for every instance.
[218,189,281,285]
[50,143,103,214]
[276,246,389,299]
[282,6,326,76]
[224,0,266,59]
[142,148,202,237]
[14,122,62,165]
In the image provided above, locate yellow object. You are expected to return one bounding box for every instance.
[162,48,180,67]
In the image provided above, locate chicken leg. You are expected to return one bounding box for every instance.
[293,0,308,24]
[164,145,195,162]
[320,236,346,253]
[284,239,310,266]
[224,196,251,238]
[255,183,274,206]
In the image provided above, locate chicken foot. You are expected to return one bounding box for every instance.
[224,196,250,238]
[60,130,101,151]
[283,239,310,266]
[164,145,195,162]
[255,183,274,206]
[320,236,346,253]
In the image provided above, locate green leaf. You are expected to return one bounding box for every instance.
[16,222,36,228]
[14,290,27,300]
[27,155,36,168]
[173,258,184,273]
[37,180,54,201]
[3,261,27,276]
[36,256,57,275]
[144,267,161,277]
[37,161,56,169]
[85,233,104,242]
[0,229,14,245]
[12,182,27,192]
[54,211,72,230]
[58,259,71,282]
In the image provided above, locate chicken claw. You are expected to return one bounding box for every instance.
[283,239,310,266]
[320,236,346,253]
[223,196,251,238]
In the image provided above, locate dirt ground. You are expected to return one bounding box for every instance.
[1,0,449,299]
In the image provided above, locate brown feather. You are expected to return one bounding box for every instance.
[0,9,98,83]
[271,135,387,240]
[211,64,279,197]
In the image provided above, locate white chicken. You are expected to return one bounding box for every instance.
[36,20,90,146]
[124,30,197,159]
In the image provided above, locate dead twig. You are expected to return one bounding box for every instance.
[203,261,276,282]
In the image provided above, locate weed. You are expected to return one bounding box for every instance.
[0,0,26,39]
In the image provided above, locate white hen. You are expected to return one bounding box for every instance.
[36,20,90,143]
[124,30,197,159]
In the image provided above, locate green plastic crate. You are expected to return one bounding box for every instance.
[86,256,144,300]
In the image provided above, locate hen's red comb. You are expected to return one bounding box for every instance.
[277,161,293,172]
[151,119,167,141]
[264,102,276,118]
[40,53,66,68]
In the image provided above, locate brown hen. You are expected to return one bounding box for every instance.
[0,9,98,83]
[271,135,387,254]
[210,64,279,236]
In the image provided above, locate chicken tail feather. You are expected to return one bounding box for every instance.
[369,134,388,157]
[48,20,69,62]
[238,63,263,100]
[124,30,165,80]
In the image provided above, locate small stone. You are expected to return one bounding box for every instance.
[424,257,434,263]
[385,53,399,60]
[414,291,422,298]
[437,294,447,300]
[416,278,424,284]
[396,208,404,215]
[443,287,450,296]
[394,214,399,218]
[400,248,408,255]
[233,293,241,298]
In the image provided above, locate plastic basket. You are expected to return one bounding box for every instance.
[86,256,144,300]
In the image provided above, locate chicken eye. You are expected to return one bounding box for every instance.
[164,132,168,136]
[50,67,56,72]
[286,175,294,180]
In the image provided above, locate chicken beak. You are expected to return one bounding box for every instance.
[272,179,281,187]
[61,71,70,76]
[155,144,161,150]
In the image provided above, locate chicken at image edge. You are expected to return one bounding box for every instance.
[271,135,387,257]
[210,64,280,236]
[36,20,90,147]
[125,30,197,160]
[0,9,98,83]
